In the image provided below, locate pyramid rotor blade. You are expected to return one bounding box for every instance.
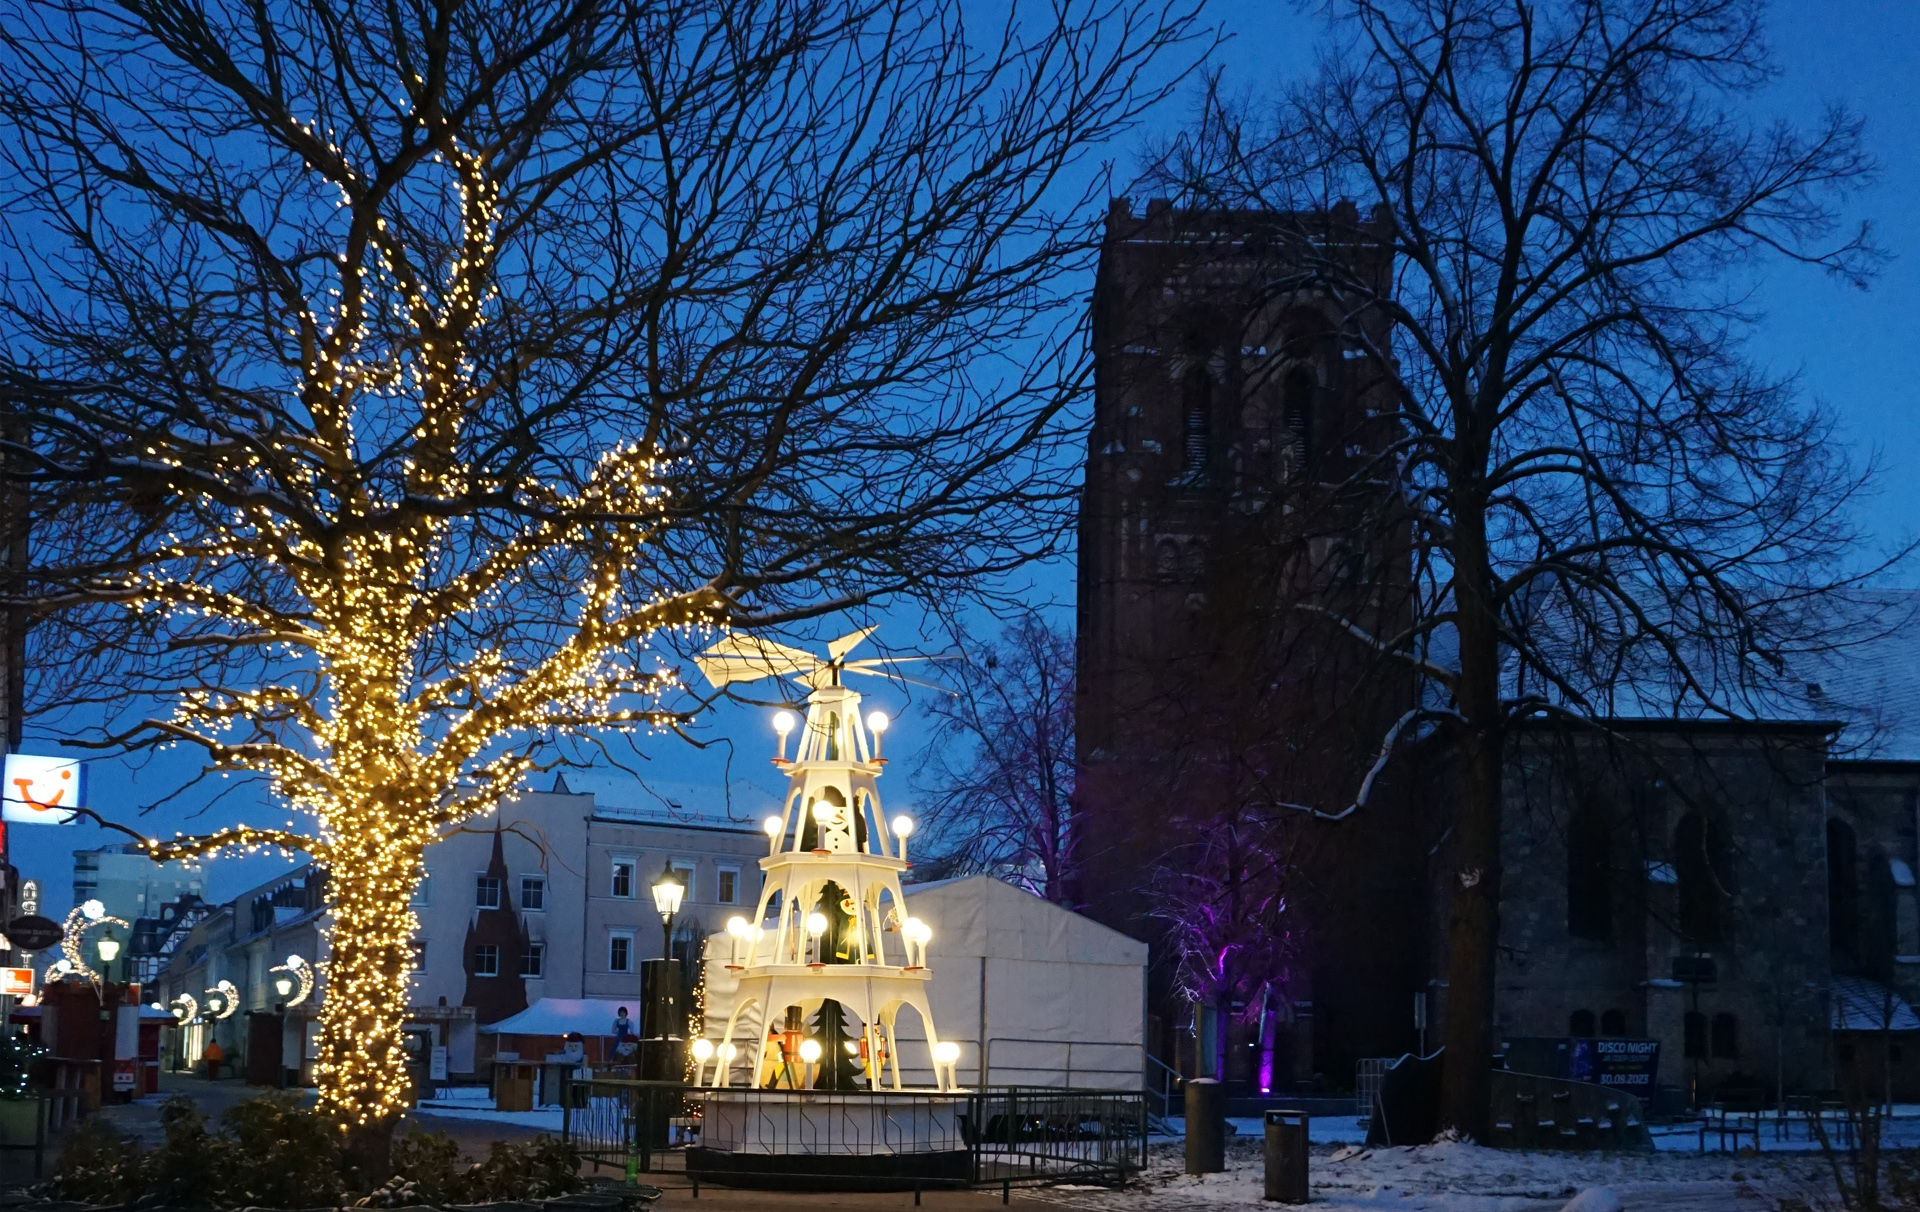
[841,654,954,670]
[826,625,879,664]
[841,664,956,695]
[694,635,821,688]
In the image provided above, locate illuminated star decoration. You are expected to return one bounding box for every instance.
[171,993,200,1022]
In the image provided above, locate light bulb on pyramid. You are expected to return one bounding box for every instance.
[693,626,958,1091]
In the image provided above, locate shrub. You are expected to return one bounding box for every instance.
[386,1127,464,1203]
[212,1092,345,1208]
[47,1098,582,1209]
[381,1128,583,1205]
[462,1135,583,1202]
[41,1120,150,1205]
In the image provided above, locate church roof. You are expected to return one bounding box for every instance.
[1832,975,1920,1032]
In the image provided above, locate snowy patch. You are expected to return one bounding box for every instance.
[1022,1136,1836,1211]
[410,1105,566,1131]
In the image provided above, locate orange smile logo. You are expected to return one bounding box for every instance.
[11,768,70,813]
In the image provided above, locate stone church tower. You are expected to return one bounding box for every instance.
[1075,198,1430,1086]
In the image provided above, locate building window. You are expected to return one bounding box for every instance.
[473,944,499,977]
[1600,1008,1627,1037]
[521,876,546,911]
[1181,365,1212,480]
[411,872,433,907]
[1829,818,1860,963]
[611,857,635,899]
[1675,812,1725,945]
[1567,800,1612,941]
[609,932,633,973]
[475,875,502,909]
[521,944,545,978]
[1683,1011,1706,1059]
[1711,1013,1739,1059]
[1282,366,1315,471]
[717,867,739,905]
[410,940,428,972]
[673,860,696,902]
[1569,1009,1595,1038]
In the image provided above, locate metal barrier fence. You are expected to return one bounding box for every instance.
[561,1078,1147,1190]
[980,1038,1144,1091]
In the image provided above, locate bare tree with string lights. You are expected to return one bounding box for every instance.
[0,0,1205,1170]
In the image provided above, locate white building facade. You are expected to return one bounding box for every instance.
[158,784,768,1083]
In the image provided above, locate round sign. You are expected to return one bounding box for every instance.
[4,915,63,952]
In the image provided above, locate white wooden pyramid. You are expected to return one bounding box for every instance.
[696,630,956,1091]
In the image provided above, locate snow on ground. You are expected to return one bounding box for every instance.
[412,1102,567,1131]
[1032,1136,1834,1212]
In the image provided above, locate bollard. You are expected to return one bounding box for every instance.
[1185,1077,1226,1175]
[1263,1110,1309,1203]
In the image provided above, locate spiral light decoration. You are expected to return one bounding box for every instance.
[60,904,129,989]
[205,979,241,1019]
[270,955,315,1007]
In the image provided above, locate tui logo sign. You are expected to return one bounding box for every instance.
[2,754,85,825]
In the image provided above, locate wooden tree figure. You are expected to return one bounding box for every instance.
[694,628,959,1091]
[811,1000,867,1091]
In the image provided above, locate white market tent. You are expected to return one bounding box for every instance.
[702,874,1147,1091]
[481,997,633,1038]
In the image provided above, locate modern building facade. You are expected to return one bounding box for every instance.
[72,843,206,924]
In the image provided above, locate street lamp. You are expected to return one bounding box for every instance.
[274,974,293,999]
[651,863,686,955]
[95,928,121,981]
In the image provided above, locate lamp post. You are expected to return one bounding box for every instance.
[651,863,686,958]
[637,864,689,1094]
[95,928,121,984]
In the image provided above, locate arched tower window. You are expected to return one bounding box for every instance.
[1181,364,1212,481]
[1282,367,1316,471]
[1600,1008,1627,1036]
[1683,1011,1706,1058]
[1675,812,1724,945]
[1568,1009,1595,1038]
[1567,800,1612,941]
[1829,818,1860,963]
[1711,1012,1739,1059]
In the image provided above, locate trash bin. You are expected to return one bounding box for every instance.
[1185,1078,1226,1174]
[1264,1109,1309,1203]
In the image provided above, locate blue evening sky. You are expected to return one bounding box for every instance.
[13,0,1917,909]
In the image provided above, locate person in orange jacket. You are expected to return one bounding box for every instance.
[202,1040,224,1081]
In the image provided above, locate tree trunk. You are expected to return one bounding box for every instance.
[1440,492,1503,1141]
[316,827,426,1161]
[1439,725,1503,1139]
[342,1117,398,1188]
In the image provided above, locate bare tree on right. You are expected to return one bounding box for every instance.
[1153,0,1897,1137]
[915,615,1078,904]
